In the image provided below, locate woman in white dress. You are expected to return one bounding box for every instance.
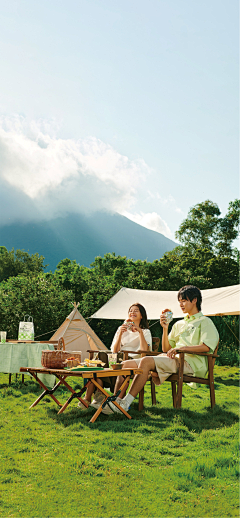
[108,303,152,406]
[78,303,152,410]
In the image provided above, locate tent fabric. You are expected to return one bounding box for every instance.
[91,285,240,320]
[50,304,108,360]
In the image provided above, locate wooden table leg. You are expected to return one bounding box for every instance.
[28,372,62,408]
[89,375,132,423]
[8,373,24,385]
[57,377,91,414]
[89,379,113,423]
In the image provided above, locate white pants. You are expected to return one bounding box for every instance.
[153,353,194,385]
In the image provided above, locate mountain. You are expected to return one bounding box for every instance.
[0,211,177,271]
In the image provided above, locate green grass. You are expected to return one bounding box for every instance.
[0,366,239,518]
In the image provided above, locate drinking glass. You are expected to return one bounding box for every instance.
[1,331,7,343]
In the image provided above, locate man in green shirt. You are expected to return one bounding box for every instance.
[103,285,219,414]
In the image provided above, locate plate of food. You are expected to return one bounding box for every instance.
[69,366,105,371]
[66,358,106,371]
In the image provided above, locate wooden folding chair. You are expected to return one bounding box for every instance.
[123,343,219,410]
[149,343,219,409]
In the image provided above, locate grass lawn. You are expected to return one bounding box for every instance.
[0,365,239,518]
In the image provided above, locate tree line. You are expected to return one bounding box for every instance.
[0,199,239,365]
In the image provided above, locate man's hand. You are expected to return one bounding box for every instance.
[160,309,172,329]
[167,346,186,358]
[167,348,177,358]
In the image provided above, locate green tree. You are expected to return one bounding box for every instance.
[0,247,47,282]
[175,199,240,257]
[217,199,240,256]
[0,274,73,340]
[53,258,88,302]
[156,246,239,290]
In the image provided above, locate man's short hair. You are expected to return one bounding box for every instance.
[178,285,202,311]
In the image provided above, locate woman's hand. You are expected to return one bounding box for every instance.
[160,309,171,329]
[119,323,128,335]
[131,323,142,333]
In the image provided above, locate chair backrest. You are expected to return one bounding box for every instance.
[152,337,160,352]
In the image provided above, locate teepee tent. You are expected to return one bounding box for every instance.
[50,303,108,361]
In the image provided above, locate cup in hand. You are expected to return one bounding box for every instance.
[164,311,173,324]
[124,320,134,330]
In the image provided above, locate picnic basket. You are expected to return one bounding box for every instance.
[41,338,81,369]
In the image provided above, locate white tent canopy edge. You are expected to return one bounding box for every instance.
[91,285,240,320]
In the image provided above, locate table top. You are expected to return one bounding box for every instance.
[20,366,143,379]
[4,338,58,345]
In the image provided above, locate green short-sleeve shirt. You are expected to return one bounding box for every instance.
[168,312,219,378]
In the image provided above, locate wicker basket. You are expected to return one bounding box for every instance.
[41,338,81,369]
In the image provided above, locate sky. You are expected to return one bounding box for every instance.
[0,0,238,243]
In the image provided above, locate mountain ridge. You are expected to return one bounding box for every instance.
[0,211,177,271]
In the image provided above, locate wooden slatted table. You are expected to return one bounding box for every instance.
[20,366,143,423]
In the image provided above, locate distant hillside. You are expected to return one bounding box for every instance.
[0,211,177,271]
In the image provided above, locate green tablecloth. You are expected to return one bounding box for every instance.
[0,342,56,388]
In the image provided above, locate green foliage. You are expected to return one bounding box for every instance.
[0,366,239,517]
[158,246,239,289]
[52,258,88,302]
[0,247,47,282]
[176,199,240,257]
[217,199,240,256]
[216,345,239,367]
[0,275,74,339]
[212,315,239,367]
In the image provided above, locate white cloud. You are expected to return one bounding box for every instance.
[122,211,172,238]
[147,190,184,214]
[0,115,152,225]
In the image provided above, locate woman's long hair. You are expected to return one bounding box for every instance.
[128,303,149,329]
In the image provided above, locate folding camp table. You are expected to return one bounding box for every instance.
[20,366,143,423]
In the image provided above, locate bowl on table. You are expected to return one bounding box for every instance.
[110,363,122,370]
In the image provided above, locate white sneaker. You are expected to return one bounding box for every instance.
[101,397,120,415]
[101,403,114,415]
[90,391,106,409]
[102,398,129,415]
[77,400,89,410]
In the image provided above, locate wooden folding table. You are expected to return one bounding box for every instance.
[20,366,143,423]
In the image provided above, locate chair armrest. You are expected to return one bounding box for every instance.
[121,350,161,357]
[87,349,112,359]
[176,350,219,357]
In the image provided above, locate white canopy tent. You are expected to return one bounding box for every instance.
[91,285,240,320]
